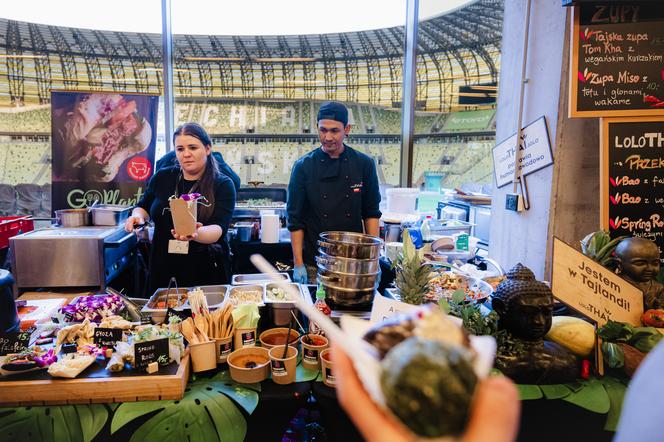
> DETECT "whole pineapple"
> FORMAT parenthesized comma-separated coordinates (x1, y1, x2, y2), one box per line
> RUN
(394, 230, 432, 305)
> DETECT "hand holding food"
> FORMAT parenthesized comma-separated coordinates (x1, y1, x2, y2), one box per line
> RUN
(171, 222, 203, 241)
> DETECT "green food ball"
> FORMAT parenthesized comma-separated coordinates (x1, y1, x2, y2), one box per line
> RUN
(380, 337, 478, 438)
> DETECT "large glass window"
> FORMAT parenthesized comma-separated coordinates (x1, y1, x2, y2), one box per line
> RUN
(412, 0, 502, 224)
(0, 0, 500, 216)
(0, 2, 164, 215)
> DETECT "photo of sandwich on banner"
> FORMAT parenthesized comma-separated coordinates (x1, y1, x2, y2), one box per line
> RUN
(58, 93, 152, 182)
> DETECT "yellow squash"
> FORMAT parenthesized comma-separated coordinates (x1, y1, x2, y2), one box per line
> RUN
(545, 316, 595, 357)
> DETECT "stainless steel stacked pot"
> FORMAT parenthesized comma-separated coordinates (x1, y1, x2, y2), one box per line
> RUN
(316, 231, 383, 307)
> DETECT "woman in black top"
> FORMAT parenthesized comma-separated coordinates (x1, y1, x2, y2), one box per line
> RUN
(125, 123, 236, 295)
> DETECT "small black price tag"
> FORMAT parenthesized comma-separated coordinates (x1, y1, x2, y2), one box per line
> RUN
(0, 328, 32, 356)
(140, 316, 152, 325)
(93, 328, 124, 347)
(61, 343, 78, 354)
(134, 338, 169, 369)
(166, 308, 192, 323)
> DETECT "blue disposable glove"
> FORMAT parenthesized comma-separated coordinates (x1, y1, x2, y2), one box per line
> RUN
(293, 265, 308, 284)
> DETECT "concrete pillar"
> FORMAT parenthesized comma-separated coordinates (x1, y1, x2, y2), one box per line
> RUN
(490, 0, 600, 280)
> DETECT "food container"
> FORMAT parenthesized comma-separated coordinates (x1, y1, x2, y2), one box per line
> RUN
(317, 266, 380, 291)
(141, 288, 189, 324)
(196, 285, 228, 310)
(215, 336, 233, 363)
(318, 282, 376, 307)
(234, 326, 258, 348)
(315, 250, 380, 274)
(228, 347, 270, 383)
(90, 204, 132, 226)
(54, 209, 90, 227)
(231, 273, 290, 285)
(268, 346, 298, 385)
(300, 334, 329, 370)
(189, 340, 217, 372)
(318, 232, 383, 260)
(235, 221, 256, 242)
(265, 283, 300, 327)
(259, 327, 300, 351)
(320, 348, 335, 387)
(227, 285, 265, 307)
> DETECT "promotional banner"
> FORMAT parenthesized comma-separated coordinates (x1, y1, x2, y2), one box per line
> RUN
(51, 91, 159, 211)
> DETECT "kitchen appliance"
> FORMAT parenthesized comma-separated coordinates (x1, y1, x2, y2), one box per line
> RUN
(0, 269, 19, 333)
(233, 187, 287, 222)
(90, 204, 132, 226)
(436, 200, 491, 247)
(10, 226, 137, 293)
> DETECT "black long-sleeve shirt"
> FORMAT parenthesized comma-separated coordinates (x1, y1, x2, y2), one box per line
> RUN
(287, 145, 381, 265)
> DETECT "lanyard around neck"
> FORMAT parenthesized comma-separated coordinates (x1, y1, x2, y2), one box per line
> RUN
(175, 172, 200, 198)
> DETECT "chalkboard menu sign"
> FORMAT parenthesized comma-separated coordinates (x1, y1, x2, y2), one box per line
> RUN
(601, 116, 664, 261)
(570, 4, 664, 117)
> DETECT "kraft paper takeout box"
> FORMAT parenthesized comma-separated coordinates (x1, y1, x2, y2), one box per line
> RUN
(170, 198, 197, 236)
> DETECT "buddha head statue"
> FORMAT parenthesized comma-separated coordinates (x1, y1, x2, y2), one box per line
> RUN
(492, 263, 554, 341)
(615, 237, 661, 283)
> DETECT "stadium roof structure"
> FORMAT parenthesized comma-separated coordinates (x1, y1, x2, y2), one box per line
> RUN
(0, 0, 502, 111)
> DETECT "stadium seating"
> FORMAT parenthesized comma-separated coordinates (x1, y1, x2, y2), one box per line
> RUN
(0, 107, 50, 133)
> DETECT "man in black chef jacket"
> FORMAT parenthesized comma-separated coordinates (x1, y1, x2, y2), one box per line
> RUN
(287, 101, 381, 283)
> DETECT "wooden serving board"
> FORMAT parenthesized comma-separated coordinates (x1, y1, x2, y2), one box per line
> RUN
(0, 351, 190, 406)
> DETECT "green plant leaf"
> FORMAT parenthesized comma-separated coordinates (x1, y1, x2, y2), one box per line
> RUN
(602, 377, 627, 432)
(452, 289, 465, 304)
(438, 298, 451, 314)
(111, 374, 252, 442)
(75, 405, 108, 442)
(516, 384, 543, 400)
(211, 370, 260, 415)
(562, 378, 610, 414)
(0, 404, 104, 442)
(539, 384, 572, 400)
(296, 363, 320, 382)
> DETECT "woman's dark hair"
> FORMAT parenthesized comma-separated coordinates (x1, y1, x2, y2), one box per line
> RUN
(173, 122, 219, 223)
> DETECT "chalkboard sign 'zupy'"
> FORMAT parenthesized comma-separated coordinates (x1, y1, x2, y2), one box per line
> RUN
(570, 4, 664, 117)
(600, 116, 664, 261)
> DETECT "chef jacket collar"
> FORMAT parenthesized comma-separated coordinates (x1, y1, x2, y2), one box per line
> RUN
(316, 145, 349, 179)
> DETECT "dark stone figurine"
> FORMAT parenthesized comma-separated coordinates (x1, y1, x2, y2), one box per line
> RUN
(492, 263, 579, 384)
(615, 237, 664, 311)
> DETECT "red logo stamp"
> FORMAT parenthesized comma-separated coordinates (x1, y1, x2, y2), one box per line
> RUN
(127, 157, 152, 181)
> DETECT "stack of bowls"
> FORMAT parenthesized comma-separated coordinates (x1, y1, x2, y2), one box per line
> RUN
(316, 231, 383, 307)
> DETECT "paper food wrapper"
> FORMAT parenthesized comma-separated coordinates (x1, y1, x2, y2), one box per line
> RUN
(170, 198, 197, 236)
(339, 303, 497, 433)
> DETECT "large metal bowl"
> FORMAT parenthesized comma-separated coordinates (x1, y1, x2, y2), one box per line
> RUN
(315, 249, 381, 274)
(317, 266, 380, 290)
(318, 232, 383, 259)
(317, 280, 376, 306)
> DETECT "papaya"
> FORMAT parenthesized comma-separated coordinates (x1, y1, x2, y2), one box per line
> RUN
(545, 316, 595, 357)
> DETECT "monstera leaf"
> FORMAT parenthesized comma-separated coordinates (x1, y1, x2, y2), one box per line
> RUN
(0, 404, 108, 442)
(111, 370, 260, 442)
(295, 362, 320, 382)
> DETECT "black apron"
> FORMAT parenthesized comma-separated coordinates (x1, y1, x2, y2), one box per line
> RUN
(301, 148, 366, 264)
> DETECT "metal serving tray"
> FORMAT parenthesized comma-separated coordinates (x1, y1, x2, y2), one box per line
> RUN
(195, 285, 229, 310)
(227, 284, 265, 307)
(142, 288, 189, 324)
(231, 272, 290, 285)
